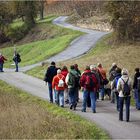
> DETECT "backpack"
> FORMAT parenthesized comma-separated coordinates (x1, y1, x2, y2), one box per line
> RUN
(137, 77, 140, 91)
(85, 72, 94, 89)
(121, 78, 130, 96)
(17, 54, 21, 63)
(109, 70, 116, 81)
(57, 76, 64, 88)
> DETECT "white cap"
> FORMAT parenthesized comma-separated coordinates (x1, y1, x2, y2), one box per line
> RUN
(90, 65, 96, 70)
(57, 69, 61, 74)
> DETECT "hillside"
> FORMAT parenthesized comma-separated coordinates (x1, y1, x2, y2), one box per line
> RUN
(27, 33, 140, 80)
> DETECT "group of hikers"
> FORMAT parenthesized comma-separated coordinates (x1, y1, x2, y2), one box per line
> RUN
(0, 51, 21, 72)
(44, 61, 140, 122)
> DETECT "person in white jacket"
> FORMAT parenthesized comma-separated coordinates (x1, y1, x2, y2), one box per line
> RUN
(117, 68, 132, 122)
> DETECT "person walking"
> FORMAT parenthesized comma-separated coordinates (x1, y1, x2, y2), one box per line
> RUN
(44, 61, 57, 103)
(90, 64, 101, 100)
(109, 63, 118, 103)
(13, 51, 21, 72)
(111, 67, 122, 111)
(61, 66, 69, 104)
(117, 68, 132, 122)
(74, 64, 81, 102)
(65, 65, 79, 110)
(97, 63, 107, 100)
(52, 69, 65, 107)
(133, 68, 140, 110)
(0, 53, 7, 72)
(80, 66, 98, 113)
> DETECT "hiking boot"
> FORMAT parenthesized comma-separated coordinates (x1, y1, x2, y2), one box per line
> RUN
(81, 109, 86, 112)
(70, 104, 73, 110)
(65, 99, 69, 104)
(60, 105, 64, 108)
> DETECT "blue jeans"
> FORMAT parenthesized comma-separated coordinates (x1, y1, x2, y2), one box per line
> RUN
(134, 89, 140, 109)
(56, 90, 64, 106)
(68, 88, 77, 107)
(100, 87, 105, 100)
(119, 96, 131, 121)
(48, 82, 53, 103)
(82, 89, 96, 112)
(0, 63, 4, 72)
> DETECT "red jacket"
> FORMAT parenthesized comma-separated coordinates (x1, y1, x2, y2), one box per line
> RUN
(61, 70, 68, 78)
(80, 70, 98, 91)
(61, 70, 68, 88)
(0, 55, 7, 63)
(52, 74, 65, 91)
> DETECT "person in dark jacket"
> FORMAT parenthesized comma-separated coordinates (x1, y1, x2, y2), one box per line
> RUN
(111, 67, 122, 111)
(80, 66, 98, 113)
(13, 51, 21, 72)
(65, 65, 79, 110)
(109, 63, 118, 103)
(0, 53, 7, 72)
(133, 68, 140, 110)
(44, 61, 57, 103)
(74, 64, 81, 102)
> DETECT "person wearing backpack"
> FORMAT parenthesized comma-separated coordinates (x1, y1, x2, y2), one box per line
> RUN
(0, 53, 7, 72)
(44, 61, 57, 103)
(90, 64, 100, 101)
(61, 66, 69, 104)
(109, 63, 118, 103)
(52, 69, 65, 107)
(133, 68, 140, 110)
(74, 64, 81, 102)
(111, 67, 122, 111)
(80, 66, 98, 113)
(117, 68, 132, 122)
(97, 63, 107, 100)
(13, 51, 21, 72)
(65, 65, 79, 110)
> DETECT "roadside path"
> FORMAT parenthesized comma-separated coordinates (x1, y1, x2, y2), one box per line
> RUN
(1, 16, 140, 139)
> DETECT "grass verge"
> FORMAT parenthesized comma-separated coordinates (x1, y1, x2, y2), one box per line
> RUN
(0, 80, 109, 139)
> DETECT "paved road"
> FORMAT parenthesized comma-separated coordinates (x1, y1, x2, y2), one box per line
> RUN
(1, 16, 140, 139)
(4, 16, 107, 72)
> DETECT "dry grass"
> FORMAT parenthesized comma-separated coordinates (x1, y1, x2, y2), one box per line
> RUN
(58, 37, 140, 79)
(0, 81, 108, 139)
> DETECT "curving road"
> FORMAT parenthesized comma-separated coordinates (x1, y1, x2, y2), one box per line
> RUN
(1, 16, 140, 139)
(4, 16, 107, 72)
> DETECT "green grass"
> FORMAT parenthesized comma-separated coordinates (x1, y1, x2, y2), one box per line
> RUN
(0, 80, 109, 139)
(10, 19, 24, 29)
(1, 16, 83, 68)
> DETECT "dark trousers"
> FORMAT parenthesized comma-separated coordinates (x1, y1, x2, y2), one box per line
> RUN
(119, 96, 131, 121)
(68, 88, 77, 108)
(48, 82, 53, 103)
(0, 63, 4, 72)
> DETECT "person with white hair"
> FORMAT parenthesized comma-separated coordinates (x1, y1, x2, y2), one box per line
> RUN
(117, 68, 132, 122)
(52, 69, 65, 107)
(0, 53, 7, 72)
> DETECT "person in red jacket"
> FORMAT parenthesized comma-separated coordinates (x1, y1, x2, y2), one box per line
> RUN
(0, 53, 7, 72)
(52, 69, 65, 107)
(80, 66, 98, 113)
(61, 66, 69, 104)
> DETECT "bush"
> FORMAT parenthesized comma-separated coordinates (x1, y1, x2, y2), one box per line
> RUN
(6, 23, 30, 42)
